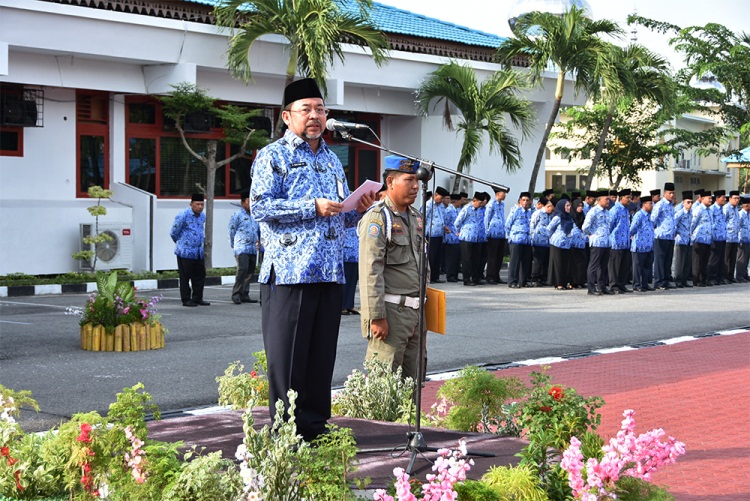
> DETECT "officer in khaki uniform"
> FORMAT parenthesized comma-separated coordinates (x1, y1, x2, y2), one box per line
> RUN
(358, 155, 425, 381)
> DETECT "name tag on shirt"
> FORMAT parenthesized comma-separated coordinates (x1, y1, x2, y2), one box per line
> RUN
(290, 162, 306, 168)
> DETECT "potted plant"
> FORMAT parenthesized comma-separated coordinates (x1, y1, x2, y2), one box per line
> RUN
(69, 271, 165, 352)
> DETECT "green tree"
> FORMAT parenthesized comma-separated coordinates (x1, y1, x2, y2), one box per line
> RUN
(629, 16, 750, 143)
(583, 43, 675, 189)
(72, 185, 114, 272)
(553, 98, 729, 188)
(160, 83, 270, 268)
(415, 61, 535, 193)
(497, 6, 623, 194)
(213, 0, 389, 137)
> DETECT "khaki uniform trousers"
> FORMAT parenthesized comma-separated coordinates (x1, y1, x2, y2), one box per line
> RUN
(362, 301, 421, 381)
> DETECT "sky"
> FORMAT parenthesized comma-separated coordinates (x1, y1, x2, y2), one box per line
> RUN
(375, 0, 749, 71)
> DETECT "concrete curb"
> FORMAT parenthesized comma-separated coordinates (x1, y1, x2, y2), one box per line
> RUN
(0, 275, 237, 298)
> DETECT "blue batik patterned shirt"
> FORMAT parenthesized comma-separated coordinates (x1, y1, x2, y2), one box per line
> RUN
(724, 204, 740, 243)
(504, 205, 532, 245)
(443, 204, 460, 244)
(582, 205, 611, 248)
(709, 203, 728, 242)
(571, 225, 586, 249)
(690, 204, 713, 245)
(739, 208, 750, 244)
(170, 207, 205, 260)
(343, 226, 359, 263)
(228, 208, 260, 256)
(250, 129, 360, 285)
(608, 202, 630, 250)
(454, 204, 484, 242)
(547, 216, 572, 249)
(530, 209, 551, 247)
(630, 209, 655, 252)
(425, 199, 446, 238)
(651, 198, 676, 240)
(673, 205, 692, 246)
(484, 199, 506, 239)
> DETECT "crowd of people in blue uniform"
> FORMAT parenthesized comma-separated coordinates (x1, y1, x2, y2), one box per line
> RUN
(422, 184, 750, 294)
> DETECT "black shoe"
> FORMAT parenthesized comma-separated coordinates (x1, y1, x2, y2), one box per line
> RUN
(464, 282, 475, 286)
(183, 300, 198, 307)
(497, 279, 507, 284)
(232, 296, 242, 305)
(241, 297, 259, 303)
(643, 286, 655, 292)
(619, 287, 632, 293)
(696, 282, 707, 287)
(487, 279, 498, 285)
(474, 280, 486, 285)
(194, 300, 211, 306)
(676, 283, 685, 288)
(684, 283, 693, 288)
(348, 309, 360, 315)
(509, 283, 519, 289)
(588, 290, 602, 296)
(341, 309, 350, 315)
(432, 279, 446, 284)
(447, 278, 458, 283)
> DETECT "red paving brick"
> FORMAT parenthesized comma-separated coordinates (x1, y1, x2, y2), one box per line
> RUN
(421, 332, 750, 501)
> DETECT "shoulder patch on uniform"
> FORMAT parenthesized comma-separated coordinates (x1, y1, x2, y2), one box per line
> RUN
(368, 223, 381, 238)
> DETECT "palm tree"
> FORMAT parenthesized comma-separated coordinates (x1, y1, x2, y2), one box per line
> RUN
(214, 0, 389, 137)
(583, 43, 674, 189)
(497, 6, 623, 194)
(415, 61, 535, 193)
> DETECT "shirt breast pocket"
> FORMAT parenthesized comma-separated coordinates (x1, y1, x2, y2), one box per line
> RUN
(386, 234, 410, 265)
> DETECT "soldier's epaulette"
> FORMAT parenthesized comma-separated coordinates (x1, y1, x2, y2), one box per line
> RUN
(366, 200, 386, 214)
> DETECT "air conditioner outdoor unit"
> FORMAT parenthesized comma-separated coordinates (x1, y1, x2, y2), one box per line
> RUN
(79, 223, 134, 271)
(448, 175, 473, 195)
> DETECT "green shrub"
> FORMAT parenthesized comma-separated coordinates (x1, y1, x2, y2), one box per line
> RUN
(332, 357, 415, 423)
(481, 464, 549, 500)
(427, 365, 526, 433)
(455, 479, 502, 500)
(216, 352, 270, 409)
(162, 450, 242, 501)
(615, 476, 676, 501)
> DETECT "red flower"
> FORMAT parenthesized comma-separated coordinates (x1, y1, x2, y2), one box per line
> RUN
(77, 422, 93, 443)
(250, 371, 257, 378)
(0, 446, 9, 457)
(540, 405, 552, 413)
(548, 386, 564, 401)
(7, 457, 18, 466)
(14, 469, 24, 491)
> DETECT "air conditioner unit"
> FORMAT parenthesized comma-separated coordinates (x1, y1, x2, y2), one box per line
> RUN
(79, 223, 134, 271)
(448, 175, 473, 195)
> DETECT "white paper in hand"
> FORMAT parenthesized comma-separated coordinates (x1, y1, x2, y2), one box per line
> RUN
(342, 180, 382, 212)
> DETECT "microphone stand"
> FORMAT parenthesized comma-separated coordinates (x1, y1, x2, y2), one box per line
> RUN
(335, 127, 503, 474)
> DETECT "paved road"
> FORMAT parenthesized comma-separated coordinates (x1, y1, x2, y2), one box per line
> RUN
(1, 280, 748, 432)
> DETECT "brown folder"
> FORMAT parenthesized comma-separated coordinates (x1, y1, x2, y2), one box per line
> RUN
(425, 287, 446, 334)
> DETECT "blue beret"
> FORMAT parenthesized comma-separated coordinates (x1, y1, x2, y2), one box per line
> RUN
(384, 155, 420, 173)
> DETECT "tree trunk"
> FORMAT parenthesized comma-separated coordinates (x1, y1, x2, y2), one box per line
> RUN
(584, 103, 616, 190)
(613, 173, 623, 190)
(204, 140, 218, 269)
(451, 169, 463, 193)
(273, 49, 300, 139)
(528, 96, 563, 195)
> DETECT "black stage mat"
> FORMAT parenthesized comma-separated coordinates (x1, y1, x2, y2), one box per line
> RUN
(147, 408, 526, 489)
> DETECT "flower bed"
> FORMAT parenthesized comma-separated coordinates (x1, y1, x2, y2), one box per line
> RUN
(68, 271, 166, 353)
(79, 322, 165, 352)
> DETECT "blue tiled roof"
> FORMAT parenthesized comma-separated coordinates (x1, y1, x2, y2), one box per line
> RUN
(188, 0, 505, 48)
(721, 146, 750, 164)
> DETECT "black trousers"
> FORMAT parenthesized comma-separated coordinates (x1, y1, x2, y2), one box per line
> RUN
(736, 243, 750, 281)
(570, 247, 588, 286)
(443, 243, 461, 281)
(692, 242, 711, 285)
(428, 236, 443, 281)
(673, 244, 692, 285)
(548, 245, 570, 287)
(632, 251, 654, 289)
(508, 243, 532, 286)
(232, 253, 257, 301)
(460, 241, 483, 284)
(531, 245, 549, 283)
(707, 240, 726, 282)
(486, 238, 507, 282)
(588, 247, 610, 292)
(724, 242, 739, 281)
(260, 275, 342, 441)
(342, 261, 358, 310)
(177, 256, 206, 303)
(653, 238, 674, 287)
(608, 249, 630, 290)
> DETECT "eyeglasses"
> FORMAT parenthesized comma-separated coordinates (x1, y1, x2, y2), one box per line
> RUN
(289, 107, 328, 117)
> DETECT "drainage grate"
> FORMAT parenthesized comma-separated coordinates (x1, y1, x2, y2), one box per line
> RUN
(629, 341, 666, 349)
(561, 352, 596, 360)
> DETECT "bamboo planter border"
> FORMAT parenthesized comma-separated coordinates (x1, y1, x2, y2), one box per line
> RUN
(80, 322, 165, 352)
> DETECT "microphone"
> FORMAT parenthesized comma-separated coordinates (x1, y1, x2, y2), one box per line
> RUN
(325, 118, 369, 131)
